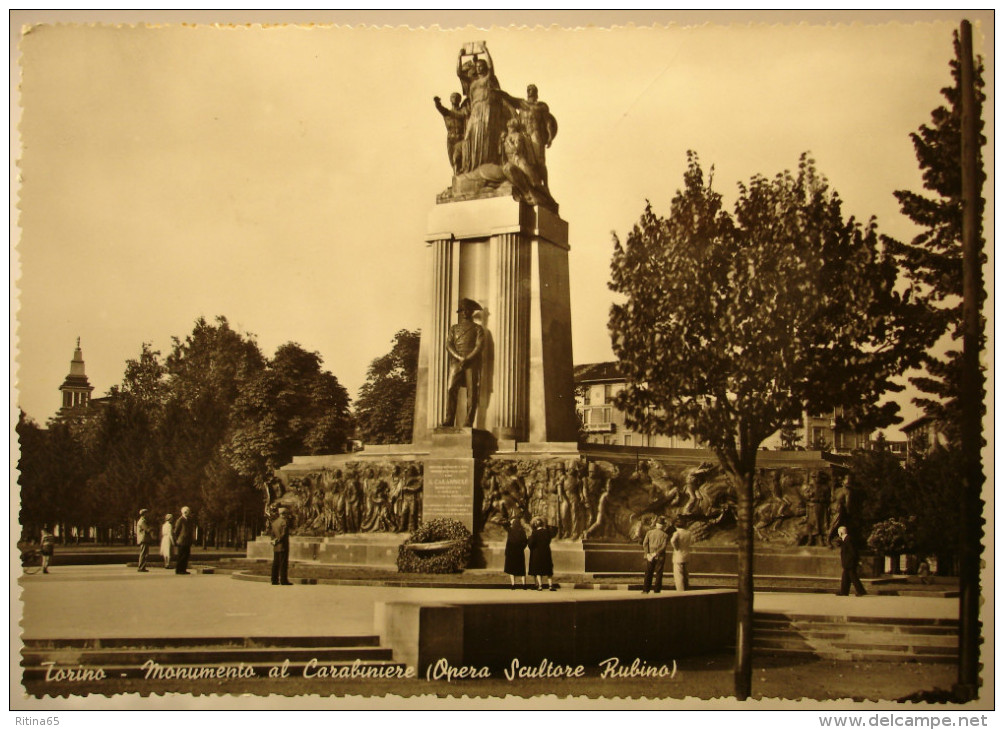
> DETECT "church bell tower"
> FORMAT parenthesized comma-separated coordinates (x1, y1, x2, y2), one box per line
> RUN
(59, 337, 94, 412)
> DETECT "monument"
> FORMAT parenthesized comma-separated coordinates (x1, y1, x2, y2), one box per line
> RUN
(250, 43, 853, 576)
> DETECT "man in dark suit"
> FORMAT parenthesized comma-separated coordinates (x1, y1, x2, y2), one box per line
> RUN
(173, 506, 194, 575)
(136, 509, 154, 572)
(271, 506, 292, 585)
(836, 525, 867, 596)
(641, 518, 669, 594)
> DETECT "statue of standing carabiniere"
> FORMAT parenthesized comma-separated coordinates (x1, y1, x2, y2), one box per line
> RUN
(441, 298, 485, 428)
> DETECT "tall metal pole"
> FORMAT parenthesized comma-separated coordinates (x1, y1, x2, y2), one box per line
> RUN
(956, 19, 984, 702)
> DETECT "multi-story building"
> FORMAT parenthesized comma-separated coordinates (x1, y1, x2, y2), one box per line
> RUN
(901, 414, 946, 459)
(573, 362, 700, 449)
(802, 407, 872, 452)
(574, 361, 871, 453)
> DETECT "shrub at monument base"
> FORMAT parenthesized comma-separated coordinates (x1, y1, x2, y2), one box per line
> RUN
(397, 518, 473, 573)
(867, 516, 917, 556)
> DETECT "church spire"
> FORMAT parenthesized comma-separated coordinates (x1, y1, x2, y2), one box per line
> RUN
(59, 337, 94, 411)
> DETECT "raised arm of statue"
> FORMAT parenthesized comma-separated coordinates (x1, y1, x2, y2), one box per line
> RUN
(481, 45, 494, 77)
(456, 53, 473, 98)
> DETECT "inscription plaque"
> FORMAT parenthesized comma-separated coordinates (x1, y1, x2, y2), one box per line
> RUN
(423, 458, 476, 531)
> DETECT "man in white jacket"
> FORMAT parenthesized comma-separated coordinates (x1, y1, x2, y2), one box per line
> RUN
(670, 518, 694, 592)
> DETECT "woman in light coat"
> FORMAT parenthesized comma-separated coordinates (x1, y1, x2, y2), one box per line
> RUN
(160, 514, 175, 569)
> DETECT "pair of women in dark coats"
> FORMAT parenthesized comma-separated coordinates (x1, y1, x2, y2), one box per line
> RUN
(504, 516, 555, 591)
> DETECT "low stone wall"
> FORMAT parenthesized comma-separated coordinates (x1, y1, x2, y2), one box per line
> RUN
(480, 540, 586, 573)
(585, 544, 881, 578)
(250, 536, 879, 578)
(247, 534, 406, 568)
(376, 589, 737, 674)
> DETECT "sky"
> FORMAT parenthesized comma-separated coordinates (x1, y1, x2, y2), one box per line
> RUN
(13, 12, 994, 438)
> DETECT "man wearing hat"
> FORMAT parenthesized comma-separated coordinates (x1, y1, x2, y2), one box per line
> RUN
(136, 509, 154, 572)
(173, 506, 194, 575)
(836, 525, 867, 596)
(641, 517, 669, 594)
(442, 297, 485, 428)
(271, 506, 292, 586)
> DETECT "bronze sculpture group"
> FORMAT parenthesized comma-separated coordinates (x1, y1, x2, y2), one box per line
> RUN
(274, 463, 423, 536)
(272, 453, 857, 551)
(434, 42, 558, 209)
(481, 458, 604, 541)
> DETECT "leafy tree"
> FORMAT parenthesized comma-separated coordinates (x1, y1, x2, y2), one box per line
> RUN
(18, 316, 356, 547)
(226, 342, 353, 504)
(17, 412, 62, 541)
(778, 418, 802, 450)
(17, 410, 94, 543)
(121, 342, 168, 404)
(158, 317, 266, 538)
(354, 329, 420, 445)
(905, 445, 964, 573)
(78, 391, 163, 533)
(608, 152, 935, 699)
(885, 30, 987, 443)
(848, 446, 909, 529)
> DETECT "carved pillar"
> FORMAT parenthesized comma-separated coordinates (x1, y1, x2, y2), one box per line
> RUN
(428, 237, 458, 429)
(491, 230, 529, 441)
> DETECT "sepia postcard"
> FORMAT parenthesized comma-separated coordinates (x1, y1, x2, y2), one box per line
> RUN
(10, 10, 994, 714)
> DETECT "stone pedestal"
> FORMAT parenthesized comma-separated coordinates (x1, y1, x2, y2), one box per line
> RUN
(413, 197, 578, 447)
(422, 428, 493, 532)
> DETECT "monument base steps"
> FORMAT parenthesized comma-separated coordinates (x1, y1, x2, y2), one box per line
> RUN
(750, 613, 959, 663)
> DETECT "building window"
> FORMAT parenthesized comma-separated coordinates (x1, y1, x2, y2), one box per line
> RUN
(603, 384, 612, 403)
(585, 407, 612, 425)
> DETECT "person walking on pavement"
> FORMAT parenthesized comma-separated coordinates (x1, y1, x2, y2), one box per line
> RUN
(40, 525, 55, 574)
(670, 517, 694, 592)
(503, 516, 528, 590)
(527, 517, 556, 591)
(160, 514, 175, 569)
(136, 509, 155, 572)
(173, 506, 194, 575)
(271, 506, 293, 585)
(642, 518, 669, 594)
(836, 525, 867, 596)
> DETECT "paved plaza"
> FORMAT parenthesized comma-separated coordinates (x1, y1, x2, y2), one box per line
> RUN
(16, 565, 958, 641)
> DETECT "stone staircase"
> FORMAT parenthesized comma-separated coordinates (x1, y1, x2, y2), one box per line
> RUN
(753, 612, 959, 663)
(21, 635, 407, 681)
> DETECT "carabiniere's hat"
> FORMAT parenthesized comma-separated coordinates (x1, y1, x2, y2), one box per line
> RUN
(456, 297, 482, 314)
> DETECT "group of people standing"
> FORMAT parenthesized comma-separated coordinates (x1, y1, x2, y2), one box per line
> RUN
(641, 517, 693, 594)
(503, 516, 558, 591)
(135, 506, 194, 575)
